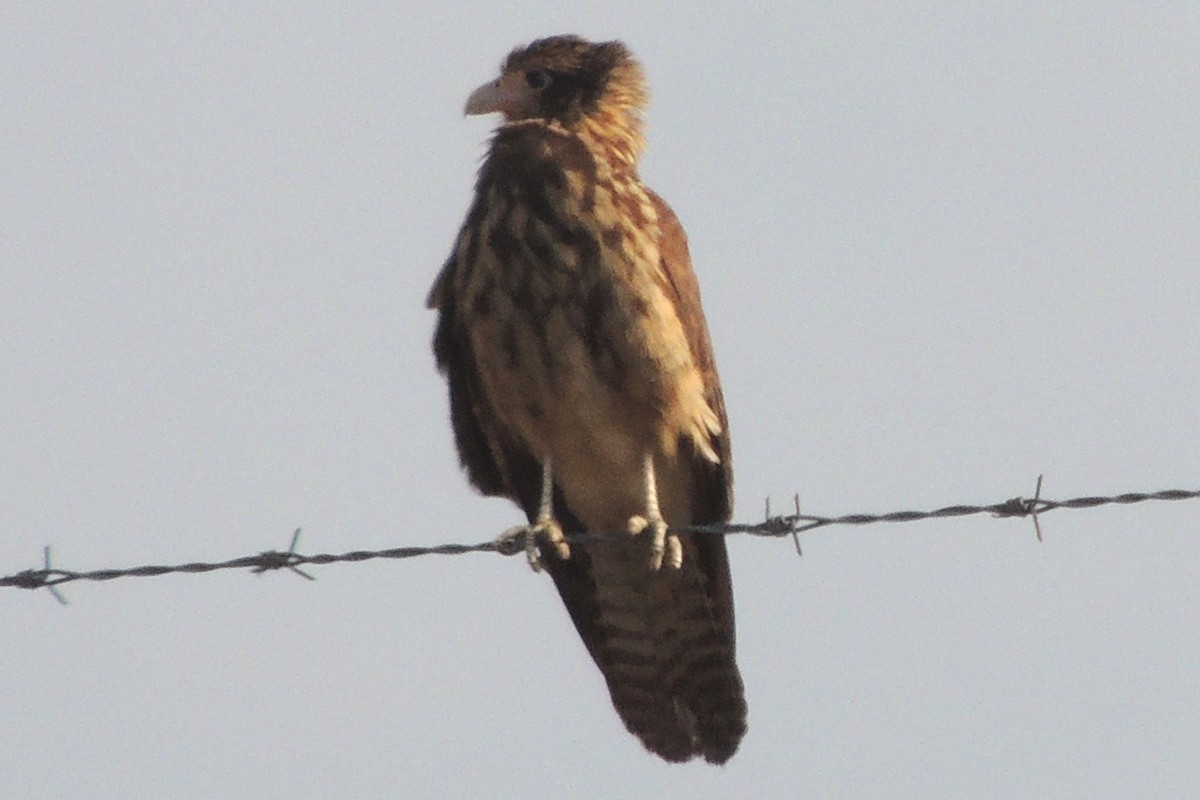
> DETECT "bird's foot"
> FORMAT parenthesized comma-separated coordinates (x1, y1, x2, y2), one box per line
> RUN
(628, 513, 682, 571)
(498, 516, 569, 573)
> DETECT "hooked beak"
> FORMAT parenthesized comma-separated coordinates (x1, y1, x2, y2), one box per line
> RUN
(464, 72, 528, 118)
(465, 80, 503, 115)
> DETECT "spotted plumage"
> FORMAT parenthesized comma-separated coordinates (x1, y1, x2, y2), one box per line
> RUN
(428, 35, 746, 763)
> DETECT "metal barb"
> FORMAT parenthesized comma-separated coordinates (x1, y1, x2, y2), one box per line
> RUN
(251, 529, 315, 581)
(758, 495, 801, 543)
(44, 546, 68, 605)
(1030, 474, 1045, 543)
(285, 528, 316, 581)
(790, 493, 803, 557)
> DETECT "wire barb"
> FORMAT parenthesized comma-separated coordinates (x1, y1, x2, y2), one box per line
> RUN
(251, 529, 316, 581)
(991, 474, 1046, 541)
(2, 478, 1196, 598)
(43, 547, 69, 605)
(7, 546, 70, 604)
(791, 494, 804, 556)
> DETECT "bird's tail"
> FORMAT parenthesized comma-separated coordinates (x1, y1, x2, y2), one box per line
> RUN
(544, 529, 747, 763)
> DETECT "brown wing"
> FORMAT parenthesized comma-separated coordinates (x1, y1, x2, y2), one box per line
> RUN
(648, 190, 733, 522)
(645, 189, 738, 652)
(429, 259, 531, 501)
(427, 137, 561, 513)
(540, 192, 746, 763)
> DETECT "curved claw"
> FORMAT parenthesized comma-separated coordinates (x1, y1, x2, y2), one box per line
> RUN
(498, 518, 569, 573)
(628, 514, 681, 571)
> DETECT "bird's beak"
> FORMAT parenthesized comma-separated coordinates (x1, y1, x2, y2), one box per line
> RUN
(465, 80, 503, 115)
(464, 73, 525, 117)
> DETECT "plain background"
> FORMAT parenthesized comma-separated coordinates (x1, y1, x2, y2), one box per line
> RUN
(3, 4, 1197, 798)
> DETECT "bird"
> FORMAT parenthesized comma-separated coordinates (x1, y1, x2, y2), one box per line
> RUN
(427, 35, 747, 764)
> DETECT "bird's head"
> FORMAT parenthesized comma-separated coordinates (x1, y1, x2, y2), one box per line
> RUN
(465, 35, 647, 131)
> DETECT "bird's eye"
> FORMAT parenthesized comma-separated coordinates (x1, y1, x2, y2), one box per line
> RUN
(525, 70, 550, 89)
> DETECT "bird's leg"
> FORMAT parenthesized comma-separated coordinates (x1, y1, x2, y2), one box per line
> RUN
(627, 452, 681, 570)
(497, 457, 569, 572)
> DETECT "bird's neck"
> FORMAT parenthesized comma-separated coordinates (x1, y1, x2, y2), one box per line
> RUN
(577, 108, 646, 175)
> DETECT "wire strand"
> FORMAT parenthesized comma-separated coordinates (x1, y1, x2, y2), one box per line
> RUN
(4, 478, 1197, 601)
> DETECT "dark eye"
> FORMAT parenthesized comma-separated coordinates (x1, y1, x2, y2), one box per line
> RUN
(525, 70, 550, 89)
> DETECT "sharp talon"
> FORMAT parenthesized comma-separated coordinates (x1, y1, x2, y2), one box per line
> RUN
(546, 519, 570, 561)
(496, 525, 540, 570)
(665, 533, 682, 570)
(497, 518, 568, 573)
(527, 533, 545, 573)
(628, 513, 678, 570)
(529, 517, 569, 571)
(629, 451, 680, 571)
(497, 458, 569, 572)
(647, 519, 669, 571)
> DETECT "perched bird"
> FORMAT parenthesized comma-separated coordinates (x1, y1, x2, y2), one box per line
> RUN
(428, 35, 747, 764)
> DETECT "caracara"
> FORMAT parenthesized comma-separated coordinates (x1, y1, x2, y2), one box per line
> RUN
(428, 35, 747, 763)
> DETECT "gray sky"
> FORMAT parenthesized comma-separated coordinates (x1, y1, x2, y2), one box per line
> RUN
(3, 4, 1198, 798)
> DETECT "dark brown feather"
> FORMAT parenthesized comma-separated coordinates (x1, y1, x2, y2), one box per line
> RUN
(429, 35, 746, 764)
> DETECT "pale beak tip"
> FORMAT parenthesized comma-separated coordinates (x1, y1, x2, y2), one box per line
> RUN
(464, 81, 501, 116)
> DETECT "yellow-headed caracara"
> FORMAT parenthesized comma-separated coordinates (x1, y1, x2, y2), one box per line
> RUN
(428, 35, 747, 763)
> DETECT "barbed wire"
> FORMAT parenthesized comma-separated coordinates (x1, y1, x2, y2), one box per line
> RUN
(3, 477, 1196, 603)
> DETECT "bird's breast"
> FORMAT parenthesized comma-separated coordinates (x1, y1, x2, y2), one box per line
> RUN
(453, 159, 716, 523)
(463, 193, 653, 431)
